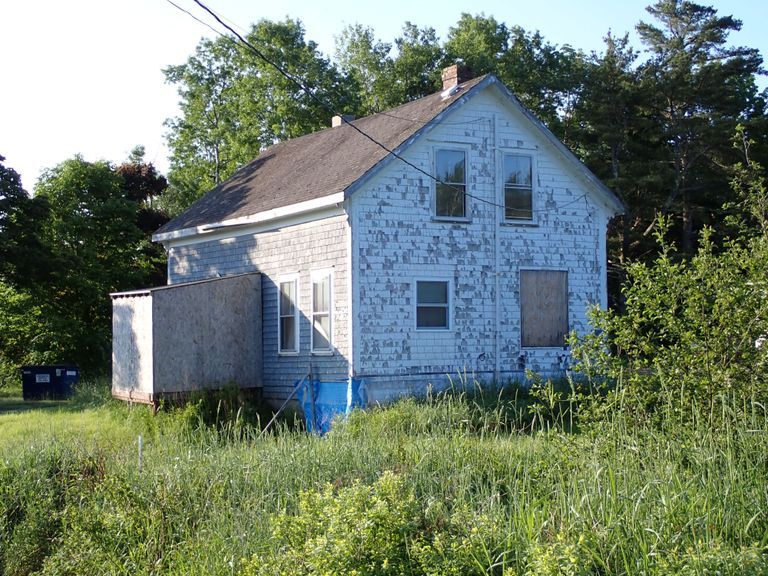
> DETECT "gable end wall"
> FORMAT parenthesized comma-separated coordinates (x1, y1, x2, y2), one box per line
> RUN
(349, 88, 612, 402)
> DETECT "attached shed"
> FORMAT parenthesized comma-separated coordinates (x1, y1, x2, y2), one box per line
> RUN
(111, 273, 262, 404)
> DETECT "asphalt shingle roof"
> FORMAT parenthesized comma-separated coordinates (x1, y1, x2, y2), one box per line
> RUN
(156, 75, 487, 235)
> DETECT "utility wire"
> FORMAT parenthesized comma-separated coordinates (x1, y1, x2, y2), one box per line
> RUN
(166, 0, 590, 218)
(164, 0, 229, 39)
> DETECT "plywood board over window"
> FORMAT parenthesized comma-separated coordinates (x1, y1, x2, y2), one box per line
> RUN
(520, 270, 568, 347)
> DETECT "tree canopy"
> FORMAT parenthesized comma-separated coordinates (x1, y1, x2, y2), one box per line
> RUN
(0, 153, 168, 379)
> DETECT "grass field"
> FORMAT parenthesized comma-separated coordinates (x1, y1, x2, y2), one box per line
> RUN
(1, 380, 767, 575)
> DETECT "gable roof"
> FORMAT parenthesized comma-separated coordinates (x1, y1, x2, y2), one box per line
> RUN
(155, 75, 623, 241)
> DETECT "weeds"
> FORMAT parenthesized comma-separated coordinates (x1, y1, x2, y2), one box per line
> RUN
(1, 380, 767, 574)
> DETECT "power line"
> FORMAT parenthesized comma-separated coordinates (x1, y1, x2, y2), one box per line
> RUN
(165, 0, 589, 218)
(164, 0, 228, 39)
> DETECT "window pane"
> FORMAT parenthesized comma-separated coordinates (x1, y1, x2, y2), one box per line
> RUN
(417, 306, 448, 328)
(280, 316, 295, 351)
(436, 149, 465, 183)
(417, 281, 448, 304)
(504, 155, 531, 187)
(279, 281, 295, 316)
(313, 276, 330, 313)
(505, 188, 532, 220)
(313, 314, 330, 350)
(436, 183, 465, 218)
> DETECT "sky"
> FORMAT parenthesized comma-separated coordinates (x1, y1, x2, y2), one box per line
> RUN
(1, 0, 766, 191)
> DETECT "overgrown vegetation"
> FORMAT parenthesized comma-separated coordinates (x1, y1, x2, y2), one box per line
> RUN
(571, 133, 768, 425)
(1, 378, 767, 575)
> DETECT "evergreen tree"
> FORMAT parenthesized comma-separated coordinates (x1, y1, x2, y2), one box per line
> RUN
(636, 0, 763, 252)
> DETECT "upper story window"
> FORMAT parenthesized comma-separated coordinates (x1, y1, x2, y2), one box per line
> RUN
(416, 280, 450, 330)
(278, 276, 299, 354)
(311, 270, 333, 353)
(435, 149, 466, 219)
(503, 154, 533, 221)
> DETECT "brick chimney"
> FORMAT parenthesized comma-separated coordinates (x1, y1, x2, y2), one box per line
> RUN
(441, 64, 473, 90)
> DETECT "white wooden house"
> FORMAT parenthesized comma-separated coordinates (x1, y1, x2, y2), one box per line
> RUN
(144, 66, 623, 406)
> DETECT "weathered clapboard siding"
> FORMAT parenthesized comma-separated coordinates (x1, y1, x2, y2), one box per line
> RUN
(349, 88, 610, 403)
(166, 215, 350, 402)
(152, 75, 620, 408)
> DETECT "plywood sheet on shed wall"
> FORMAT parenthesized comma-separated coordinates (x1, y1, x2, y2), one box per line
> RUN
(151, 273, 261, 393)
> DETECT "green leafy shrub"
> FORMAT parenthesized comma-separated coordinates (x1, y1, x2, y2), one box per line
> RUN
(241, 471, 420, 575)
(240, 472, 513, 576)
(571, 216, 768, 422)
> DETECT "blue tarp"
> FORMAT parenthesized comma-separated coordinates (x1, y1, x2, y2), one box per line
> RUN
(297, 378, 366, 434)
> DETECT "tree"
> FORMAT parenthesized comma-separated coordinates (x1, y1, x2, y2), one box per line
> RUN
(572, 33, 664, 266)
(0, 155, 52, 289)
(636, 0, 764, 252)
(163, 18, 359, 216)
(335, 22, 443, 115)
(443, 15, 590, 134)
(444, 13, 509, 76)
(163, 37, 244, 215)
(335, 24, 392, 115)
(390, 23, 443, 103)
(31, 157, 151, 370)
(115, 146, 170, 286)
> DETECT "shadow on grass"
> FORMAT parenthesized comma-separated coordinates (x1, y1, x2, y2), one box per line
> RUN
(0, 395, 71, 415)
(0, 380, 114, 415)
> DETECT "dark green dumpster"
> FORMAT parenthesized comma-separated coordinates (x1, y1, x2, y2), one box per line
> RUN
(21, 365, 79, 400)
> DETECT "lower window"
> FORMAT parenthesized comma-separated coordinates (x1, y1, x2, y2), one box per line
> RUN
(520, 270, 568, 347)
(278, 277, 298, 353)
(416, 280, 449, 329)
(311, 271, 332, 352)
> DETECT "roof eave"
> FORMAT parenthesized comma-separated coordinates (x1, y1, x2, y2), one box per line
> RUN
(152, 191, 346, 245)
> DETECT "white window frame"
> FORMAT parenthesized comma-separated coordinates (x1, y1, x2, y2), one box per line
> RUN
(278, 273, 299, 355)
(433, 147, 469, 221)
(311, 269, 333, 354)
(501, 151, 537, 224)
(415, 279, 451, 331)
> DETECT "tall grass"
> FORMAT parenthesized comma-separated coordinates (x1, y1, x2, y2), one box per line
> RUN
(1, 381, 767, 575)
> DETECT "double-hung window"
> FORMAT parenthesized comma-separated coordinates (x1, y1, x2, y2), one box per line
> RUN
(416, 280, 450, 330)
(503, 154, 533, 221)
(278, 276, 299, 354)
(435, 149, 466, 219)
(311, 270, 333, 353)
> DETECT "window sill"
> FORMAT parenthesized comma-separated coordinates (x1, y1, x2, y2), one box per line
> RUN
(432, 216, 470, 224)
(501, 219, 537, 227)
(278, 351, 299, 357)
(311, 350, 334, 356)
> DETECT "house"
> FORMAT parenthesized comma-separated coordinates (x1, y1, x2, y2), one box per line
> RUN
(135, 65, 623, 406)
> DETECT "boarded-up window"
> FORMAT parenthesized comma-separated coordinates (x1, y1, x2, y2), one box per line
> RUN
(520, 270, 568, 347)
